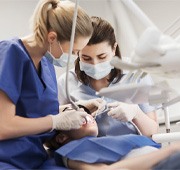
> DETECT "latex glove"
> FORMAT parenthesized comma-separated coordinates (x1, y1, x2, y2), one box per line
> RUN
(76, 98, 106, 117)
(59, 104, 72, 112)
(107, 102, 141, 122)
(50, 109, 87, 131)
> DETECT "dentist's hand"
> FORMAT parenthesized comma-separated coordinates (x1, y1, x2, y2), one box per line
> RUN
(107, 102, 141, 122)
(76, 98, 106, 117)
(50, 109, 87, 131)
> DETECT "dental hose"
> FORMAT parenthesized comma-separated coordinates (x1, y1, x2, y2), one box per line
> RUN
(65, 0, 79, 110)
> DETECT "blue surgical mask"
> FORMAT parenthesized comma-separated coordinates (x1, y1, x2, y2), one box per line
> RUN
(45, 42, 77, 67)
(79, 60, 114, 80)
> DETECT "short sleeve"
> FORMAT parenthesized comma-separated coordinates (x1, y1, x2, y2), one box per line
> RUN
(0, 40, 24, 104)
(57, 73, 69, 105)
(57, 69, 79, 105)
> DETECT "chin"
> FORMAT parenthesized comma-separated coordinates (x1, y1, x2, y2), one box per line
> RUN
(84, 127, 98, 137)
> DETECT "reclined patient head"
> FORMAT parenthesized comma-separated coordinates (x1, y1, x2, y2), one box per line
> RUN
(45, 114, 98, 149)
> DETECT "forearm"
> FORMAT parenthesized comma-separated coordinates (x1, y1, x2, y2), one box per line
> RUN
(133, 111, 159, 137)
(109, 145, 175, 170)
(0, 115, 52, 140)
(0, 90, 53, 140)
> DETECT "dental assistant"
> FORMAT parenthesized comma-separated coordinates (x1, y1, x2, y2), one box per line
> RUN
(0, 0, 94, 169)
(58, 16, 159, 137)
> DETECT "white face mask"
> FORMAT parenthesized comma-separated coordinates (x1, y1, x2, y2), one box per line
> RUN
(45, 42, 77, 67)
(79, 60, 114, 80)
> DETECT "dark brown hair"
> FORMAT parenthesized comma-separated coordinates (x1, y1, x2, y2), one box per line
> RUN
(45, 131, 71, 150)
(75, 16, 122, 85)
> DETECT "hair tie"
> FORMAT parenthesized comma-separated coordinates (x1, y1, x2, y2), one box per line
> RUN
(51, 1, 58, 9)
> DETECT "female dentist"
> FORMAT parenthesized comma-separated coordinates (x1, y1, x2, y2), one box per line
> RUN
(58, 16, 159, 137)
(0, 0, 102, 169)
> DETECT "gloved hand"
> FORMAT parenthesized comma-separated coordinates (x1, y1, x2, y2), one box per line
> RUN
(59, 103, 72, 112)
(107, 102, 141, 122)
(50, 109, 87, 131)
(76, 98, 106, 117)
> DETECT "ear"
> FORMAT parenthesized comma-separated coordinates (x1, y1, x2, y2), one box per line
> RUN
(47, 31, 58, 44)
(55, 133, 69, 144)
(112, 42, 118, 55)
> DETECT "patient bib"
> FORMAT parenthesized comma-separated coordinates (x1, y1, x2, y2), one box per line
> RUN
(55, 134, 161, 165)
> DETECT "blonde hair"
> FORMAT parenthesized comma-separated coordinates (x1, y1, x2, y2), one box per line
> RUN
(30, 0, 93, 47)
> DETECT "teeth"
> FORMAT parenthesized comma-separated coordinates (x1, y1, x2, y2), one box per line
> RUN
(85, 116, 94, 124)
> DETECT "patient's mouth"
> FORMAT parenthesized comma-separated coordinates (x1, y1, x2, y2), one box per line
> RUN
(83, 115, 95, 125)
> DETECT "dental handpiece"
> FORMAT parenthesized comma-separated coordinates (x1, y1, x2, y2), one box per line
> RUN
(94, 105, 115, 119)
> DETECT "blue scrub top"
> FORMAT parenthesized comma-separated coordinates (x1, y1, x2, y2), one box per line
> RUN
(58, 69, 156, 136)
(0, 38, 59, 169)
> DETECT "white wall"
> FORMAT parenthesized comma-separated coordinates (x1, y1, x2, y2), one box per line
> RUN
(1, 0, 180, 124)
(0, 0, 38, 40)
(1, 0, 180, 39)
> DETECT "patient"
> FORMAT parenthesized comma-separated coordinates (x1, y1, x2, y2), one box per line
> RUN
(45, 114, 180, 170)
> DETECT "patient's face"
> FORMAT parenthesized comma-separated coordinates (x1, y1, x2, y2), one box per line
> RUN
(67, 114, 98, 140)
(55, 114, 98, 146)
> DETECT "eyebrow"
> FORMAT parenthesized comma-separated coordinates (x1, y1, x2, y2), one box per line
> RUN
(82, 53, 107, 58)
(97, 53, 106, 57)
(82, 54, 91, 58)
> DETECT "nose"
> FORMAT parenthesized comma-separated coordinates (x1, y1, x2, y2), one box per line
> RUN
(91, 59, 99, 65)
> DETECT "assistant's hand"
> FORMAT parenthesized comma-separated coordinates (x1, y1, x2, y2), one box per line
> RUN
(50, 109, 87, 131)
(107, 102, 141, 122)
(76, 98, 106, 117)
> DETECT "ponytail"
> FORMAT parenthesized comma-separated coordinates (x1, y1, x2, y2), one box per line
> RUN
(30, 0, 92, 47)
